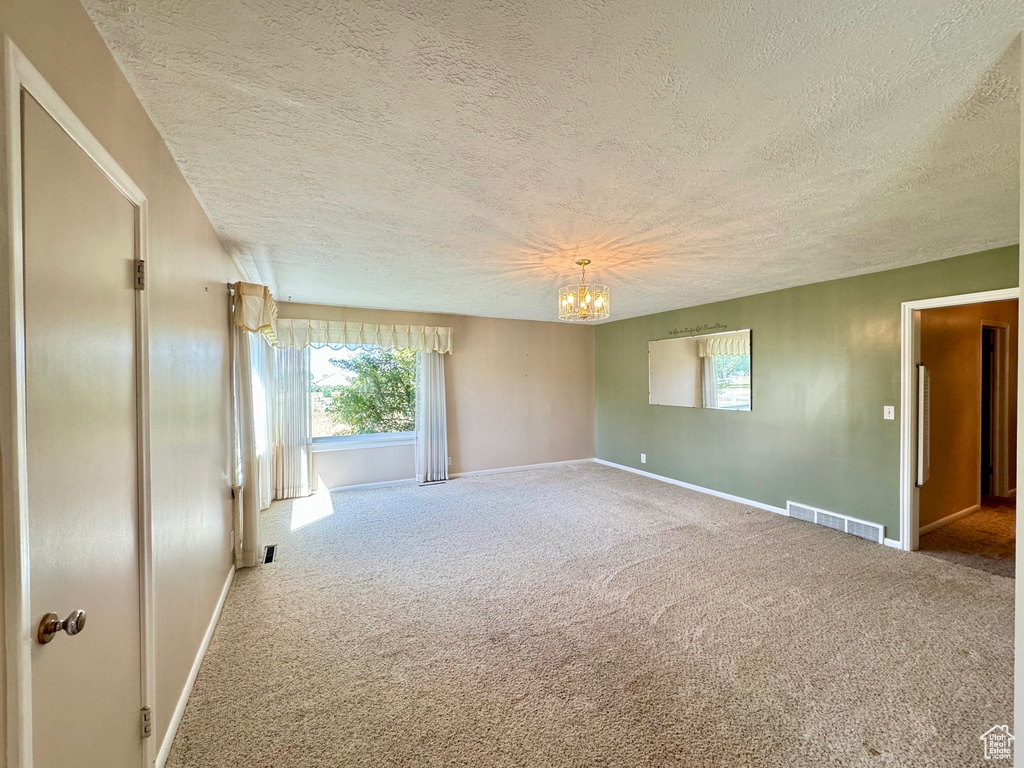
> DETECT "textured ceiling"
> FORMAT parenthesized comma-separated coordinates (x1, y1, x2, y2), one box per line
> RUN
(82, 0, 1021, 322)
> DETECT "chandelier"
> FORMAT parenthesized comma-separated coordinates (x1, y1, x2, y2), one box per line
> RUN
(558, 259, 610, 322)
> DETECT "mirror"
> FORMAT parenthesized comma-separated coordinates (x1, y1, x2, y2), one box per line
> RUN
(649, 329, 751, 410)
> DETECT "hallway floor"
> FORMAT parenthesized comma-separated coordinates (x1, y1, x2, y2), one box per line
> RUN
(918, 497, 1015, 578)
(167, 465, 1012, 767)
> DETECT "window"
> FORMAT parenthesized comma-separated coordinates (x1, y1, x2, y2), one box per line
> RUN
(711, 354, 751, 410)
(309, 346, 416, 439)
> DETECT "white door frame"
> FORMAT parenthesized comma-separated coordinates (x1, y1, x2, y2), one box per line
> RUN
(899, 287, 1020, 551)
(0, 39, 156, 768)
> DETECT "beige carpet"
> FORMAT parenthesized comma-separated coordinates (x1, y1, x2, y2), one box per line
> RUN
(918, 497, 1015, 578)
(166, 464, 1013, 767)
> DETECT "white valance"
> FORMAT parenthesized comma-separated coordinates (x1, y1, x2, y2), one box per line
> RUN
(276, 318, 453, 354)
(697, 331, 750, 357)
(232, 282, 278, 345)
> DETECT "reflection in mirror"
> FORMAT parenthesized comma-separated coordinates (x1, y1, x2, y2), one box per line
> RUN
(649, 330, 751, 410)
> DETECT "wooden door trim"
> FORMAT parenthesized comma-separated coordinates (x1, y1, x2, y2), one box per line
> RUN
(0, 39, 156, 768)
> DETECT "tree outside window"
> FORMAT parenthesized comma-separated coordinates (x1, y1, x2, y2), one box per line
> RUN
(712, 353, 751, 409)
(310, 346, 416, 437)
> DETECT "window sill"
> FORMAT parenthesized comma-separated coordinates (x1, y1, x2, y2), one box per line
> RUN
(311, 433, 416, 452)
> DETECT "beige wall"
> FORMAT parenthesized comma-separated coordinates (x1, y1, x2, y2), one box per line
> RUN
(314, 444, 415, 488)
(919, 299, 1018, 528)
(0, 0, 239, 755)
(649, 337, 701, 407)
(279, 303, 596, 484)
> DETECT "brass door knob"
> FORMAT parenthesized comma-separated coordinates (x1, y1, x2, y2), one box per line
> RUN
(37, 610, 86, 645)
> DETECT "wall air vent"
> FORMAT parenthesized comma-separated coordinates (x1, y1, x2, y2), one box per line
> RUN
(846, 520, 883, 543)
(788, 503, 816, 523)
(815, 512, 846, 532)
(786, 502, 884, 545)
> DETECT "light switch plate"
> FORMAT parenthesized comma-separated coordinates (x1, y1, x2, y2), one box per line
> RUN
(883, 406, 895, 420)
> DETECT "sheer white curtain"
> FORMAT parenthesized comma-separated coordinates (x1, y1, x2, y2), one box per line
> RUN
(701, 357, 719, 409)
(273, 346, 315, 499)
(416, 351, 449, 484)
(252, 334, 274, 511)
(696, 331, 748, 409)
(232, 327, 274, 568)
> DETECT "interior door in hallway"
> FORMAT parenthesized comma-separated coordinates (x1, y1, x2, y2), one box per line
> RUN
(22, 92, 144, 767)
(982, 327, 994, 494)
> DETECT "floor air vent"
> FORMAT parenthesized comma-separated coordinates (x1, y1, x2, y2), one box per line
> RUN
(262, 544, 277, 564)
(786, 502, 884, 545)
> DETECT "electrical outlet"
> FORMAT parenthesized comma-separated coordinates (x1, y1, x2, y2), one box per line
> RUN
(640, 453, 647, 464)
(883, 406, 895, 420)
(447, 456, 452, 466)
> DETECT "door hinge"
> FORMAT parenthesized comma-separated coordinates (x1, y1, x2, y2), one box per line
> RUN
(134, 260, 146, 290)
(141, 705, 153, 739)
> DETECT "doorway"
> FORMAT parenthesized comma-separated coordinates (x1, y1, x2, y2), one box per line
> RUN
(899, 290, 1018, 576)
(2, 43, 155, 767)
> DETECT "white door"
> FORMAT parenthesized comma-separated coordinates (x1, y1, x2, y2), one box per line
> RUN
(22, 91, 144, 766)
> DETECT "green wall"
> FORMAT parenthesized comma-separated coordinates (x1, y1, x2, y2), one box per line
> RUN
(595, 246, 1019, 540)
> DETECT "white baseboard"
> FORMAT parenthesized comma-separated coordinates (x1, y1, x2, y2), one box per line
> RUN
(157, 564, 235, 768)
(918, 503, 981, 535)
(450, 459, 594, 479)
(325, 460, 593, 491)
(327, 478, 416, 492)
(597, 460, 906, 548)
(594, 459, 788, 516)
